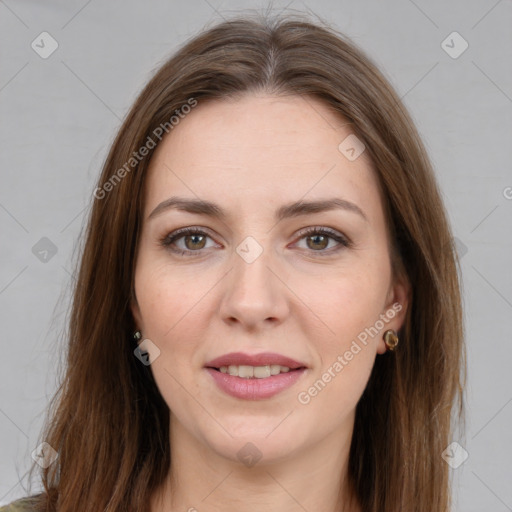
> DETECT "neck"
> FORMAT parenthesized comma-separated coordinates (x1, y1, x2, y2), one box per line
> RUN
(151, 413, 361, 512)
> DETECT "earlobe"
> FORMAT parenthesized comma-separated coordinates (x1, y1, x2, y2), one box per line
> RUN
(377, 273, 410, 354)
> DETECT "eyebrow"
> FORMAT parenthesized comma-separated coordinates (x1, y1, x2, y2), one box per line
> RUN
(147, 196, 368, 223)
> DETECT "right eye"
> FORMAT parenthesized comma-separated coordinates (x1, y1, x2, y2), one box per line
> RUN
(159, 227, 219, 256)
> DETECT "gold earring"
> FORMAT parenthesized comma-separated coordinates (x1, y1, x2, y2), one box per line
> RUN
(383, 329, 399, 351)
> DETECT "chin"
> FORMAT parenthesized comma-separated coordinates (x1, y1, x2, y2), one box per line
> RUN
(216, 436, 300, 467)
(196, 416, 309, 466)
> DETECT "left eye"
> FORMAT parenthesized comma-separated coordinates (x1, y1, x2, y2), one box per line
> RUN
(295, 227, 350, 253)
(160, 227, 350, 256)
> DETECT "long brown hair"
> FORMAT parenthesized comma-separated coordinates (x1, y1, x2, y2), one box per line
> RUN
(23, 12, 465, 512)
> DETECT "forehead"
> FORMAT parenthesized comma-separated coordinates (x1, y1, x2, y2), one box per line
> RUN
(144, 93, 382, 221)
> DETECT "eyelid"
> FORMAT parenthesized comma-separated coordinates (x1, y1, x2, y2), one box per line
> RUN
(294, 225, 349, 242)
(160, 226, 221, 252)
(160, 225, 351, 256)
(292, 226, 352, 252)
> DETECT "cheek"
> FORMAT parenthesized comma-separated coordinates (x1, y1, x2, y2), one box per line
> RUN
(302, 265, 389, 347)
(295, 264, 389, 412)
(296, 279, 380, 416)
(133, 262, 207, 411)
(134, 256, 214, 339)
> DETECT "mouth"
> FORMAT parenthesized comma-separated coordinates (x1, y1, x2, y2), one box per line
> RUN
(205, 351, 307, 373)
(204, 352, 308, 400)
(206, 364, 306, 379)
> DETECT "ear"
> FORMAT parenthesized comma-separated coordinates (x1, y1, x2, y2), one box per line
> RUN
(376, 271, 411, 355)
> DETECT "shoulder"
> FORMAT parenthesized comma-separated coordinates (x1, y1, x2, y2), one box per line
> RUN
(0, 494, 42, 512)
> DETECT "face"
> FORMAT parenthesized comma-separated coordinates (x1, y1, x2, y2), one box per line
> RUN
(131, 93, 409, 465)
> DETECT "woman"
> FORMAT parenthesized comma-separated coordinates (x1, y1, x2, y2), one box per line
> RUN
(2, 12, 465, 512)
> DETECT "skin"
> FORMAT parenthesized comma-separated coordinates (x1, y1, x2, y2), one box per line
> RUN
(130, 93, 410, 512)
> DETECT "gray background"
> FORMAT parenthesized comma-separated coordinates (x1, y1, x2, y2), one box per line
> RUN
(1, 0, 511, 510)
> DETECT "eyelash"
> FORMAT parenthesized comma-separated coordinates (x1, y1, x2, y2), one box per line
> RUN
(159, 226, 352, 257)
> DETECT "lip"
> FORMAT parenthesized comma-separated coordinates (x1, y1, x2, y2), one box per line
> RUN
(205, 367, 307, 400)
(205, 352, 307, 370)
(204, 351, 308, 400)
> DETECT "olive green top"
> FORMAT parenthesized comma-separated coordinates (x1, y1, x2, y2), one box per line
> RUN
(0, 495, 40, 511)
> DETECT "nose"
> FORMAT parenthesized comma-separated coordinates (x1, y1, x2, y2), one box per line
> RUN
(218, 240, 290, 331)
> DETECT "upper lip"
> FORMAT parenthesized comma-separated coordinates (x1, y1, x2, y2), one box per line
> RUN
(205, 352, 307, 370)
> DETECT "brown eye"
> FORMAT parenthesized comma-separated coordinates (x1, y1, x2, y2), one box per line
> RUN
(295, 227, 351, 255)
(160, 228, 217, 256)
(183, 233, 207, 250)
(306, 233, 329, 250)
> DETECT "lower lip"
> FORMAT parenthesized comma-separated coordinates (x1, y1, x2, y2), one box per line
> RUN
(205, 367, 307, 400)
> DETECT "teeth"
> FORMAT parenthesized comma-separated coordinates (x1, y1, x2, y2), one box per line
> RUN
(218, 364, 292, 378)
(270, 364, 281, 375)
